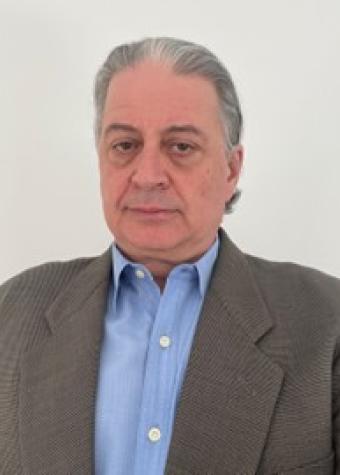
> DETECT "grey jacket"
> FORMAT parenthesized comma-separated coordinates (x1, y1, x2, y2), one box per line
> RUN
(0, 230, 339, 474)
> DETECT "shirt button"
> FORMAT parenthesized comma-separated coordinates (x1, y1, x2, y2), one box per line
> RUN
(135, 269, 145, 279)
(148, 427, 161, 442)
(159, 335, 171, 348)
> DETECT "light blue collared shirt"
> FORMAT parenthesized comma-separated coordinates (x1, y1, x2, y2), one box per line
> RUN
(95, 238, 219, 474)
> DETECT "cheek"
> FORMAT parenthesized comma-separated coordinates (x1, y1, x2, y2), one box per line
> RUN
(100, 168, 129, 210)
(100, 174, 115, 205)
(198, 169, 212, 200)
(198, 165, 228, 203)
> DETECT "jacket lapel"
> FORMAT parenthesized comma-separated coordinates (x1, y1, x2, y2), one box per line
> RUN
(19, 250, 112, 474)
(165, 231, 284, 475)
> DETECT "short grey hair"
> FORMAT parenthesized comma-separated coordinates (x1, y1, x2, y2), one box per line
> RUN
(94, 37, 243, 213)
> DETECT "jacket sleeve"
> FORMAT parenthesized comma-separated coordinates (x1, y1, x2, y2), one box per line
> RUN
(333, 335, 340, 473)
(0, 276, 25, 474)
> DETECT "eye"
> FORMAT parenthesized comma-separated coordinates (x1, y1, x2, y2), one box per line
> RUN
(111, 140, 138, 153)
(168, 141, 195, 155)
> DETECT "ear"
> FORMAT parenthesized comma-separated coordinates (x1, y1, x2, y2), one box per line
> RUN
(226, 144, 244, 185)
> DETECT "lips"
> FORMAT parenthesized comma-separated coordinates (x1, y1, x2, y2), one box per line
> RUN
(130, 207, 174, 213)
(127, 206, 177, 221)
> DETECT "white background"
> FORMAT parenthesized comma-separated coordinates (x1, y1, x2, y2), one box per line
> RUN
(0, 0, 339, 284)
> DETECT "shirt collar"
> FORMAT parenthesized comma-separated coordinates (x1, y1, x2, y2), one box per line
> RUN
(111, 236, 219, 297)
(112, 244, 133, 291)
(194, 236, 219, 296)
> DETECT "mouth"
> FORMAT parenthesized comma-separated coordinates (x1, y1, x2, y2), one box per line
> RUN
(127, 207, 177, 221)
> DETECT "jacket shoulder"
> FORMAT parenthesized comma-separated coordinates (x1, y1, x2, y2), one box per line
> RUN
(246, 254, 340, 319)
(0, 256, 96, 309)
(0, 254, 108, 356)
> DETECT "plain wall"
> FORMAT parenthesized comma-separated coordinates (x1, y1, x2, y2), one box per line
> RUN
(0, 0, 339, 284)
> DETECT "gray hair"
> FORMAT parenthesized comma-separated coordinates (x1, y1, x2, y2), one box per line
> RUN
(94, 37, 243, 213)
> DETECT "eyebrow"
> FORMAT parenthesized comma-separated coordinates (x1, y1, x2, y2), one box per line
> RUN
(161, 124, 207, 139)
(103, 123, 138, 137)
(103, 122, 207, 140)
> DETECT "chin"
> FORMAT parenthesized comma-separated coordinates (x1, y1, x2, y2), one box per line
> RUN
(130, 234, 182, 252)
(115, 226, 187, 256)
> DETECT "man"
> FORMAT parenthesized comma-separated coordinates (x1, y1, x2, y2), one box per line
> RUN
(0, 37, 339, 475)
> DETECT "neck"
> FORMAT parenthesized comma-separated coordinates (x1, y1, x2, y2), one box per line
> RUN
(115, 235, 218, 290)
(154, 275, 167, 292)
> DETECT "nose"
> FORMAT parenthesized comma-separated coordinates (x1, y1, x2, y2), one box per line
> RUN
(130, 145, 170, 190)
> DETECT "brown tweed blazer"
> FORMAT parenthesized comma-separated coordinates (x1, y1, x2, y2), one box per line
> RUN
(1, 230, 339, 474)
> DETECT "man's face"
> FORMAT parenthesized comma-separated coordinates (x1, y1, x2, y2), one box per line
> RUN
(98, 60, 243, 264)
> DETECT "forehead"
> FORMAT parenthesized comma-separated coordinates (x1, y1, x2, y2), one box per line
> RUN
(102, 60, 222, 130)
